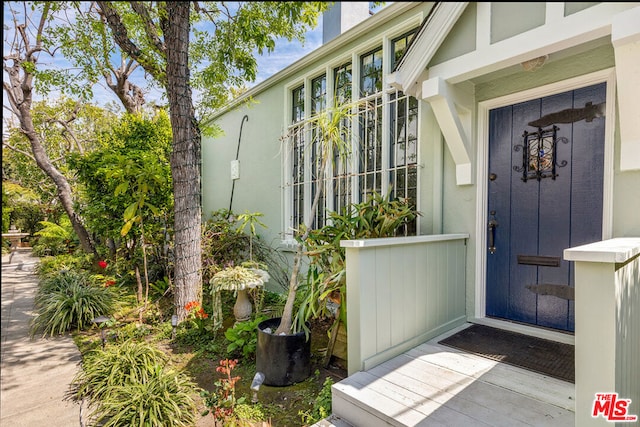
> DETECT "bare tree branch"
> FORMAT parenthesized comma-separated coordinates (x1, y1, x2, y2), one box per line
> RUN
(2, 141, 37, 161)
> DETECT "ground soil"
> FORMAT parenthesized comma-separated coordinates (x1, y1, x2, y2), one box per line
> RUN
(175, 316, 347, 427)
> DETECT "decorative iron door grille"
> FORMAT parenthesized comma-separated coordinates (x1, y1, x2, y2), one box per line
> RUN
(514, 125, 568, 182)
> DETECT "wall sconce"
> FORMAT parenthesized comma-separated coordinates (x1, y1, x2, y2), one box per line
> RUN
(521, 55, 548, 72)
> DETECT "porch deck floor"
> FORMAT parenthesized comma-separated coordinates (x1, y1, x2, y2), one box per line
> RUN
(331, 324, 575, 427)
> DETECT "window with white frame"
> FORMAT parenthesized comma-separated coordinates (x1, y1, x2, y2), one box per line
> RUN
(284, 28, 418, 239)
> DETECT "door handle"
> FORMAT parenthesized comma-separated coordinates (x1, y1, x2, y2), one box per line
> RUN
(488, 211, 498, 254)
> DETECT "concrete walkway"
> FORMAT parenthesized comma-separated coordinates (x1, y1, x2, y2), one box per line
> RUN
(1, 249, 82, 427)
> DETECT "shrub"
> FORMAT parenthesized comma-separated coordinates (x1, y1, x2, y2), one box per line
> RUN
(31, 270, 116, 337)
(32, 217, 78, 256)
(224, 316, 266, 360)
(72, 340, 196, 426)
(35, 253, 94, 278)
(90, 365, 196, 427)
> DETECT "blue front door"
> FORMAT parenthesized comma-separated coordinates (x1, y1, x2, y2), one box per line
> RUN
(486, 82, 606, 332)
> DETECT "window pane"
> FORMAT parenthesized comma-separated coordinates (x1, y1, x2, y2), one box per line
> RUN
(360, 47, 382, 98)
(391, 29, 417, 70)
(291, 125, 305, 230)
(311, 75, 326, 115)
(334, 62, 352, 104)
(292, 85, 304, 123)
(388, 88, 418, 235)
(358, 97, 383, 201)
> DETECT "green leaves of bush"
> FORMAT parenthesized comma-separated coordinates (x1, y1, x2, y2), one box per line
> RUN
(224, 317, 265, 360)
(72, 340, 196, 427)
(31, 270, 115, 337)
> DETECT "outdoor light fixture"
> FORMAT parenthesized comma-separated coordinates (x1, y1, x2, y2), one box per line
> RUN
(92, 315, 111, 348)
(171, 314, 178, 340)
(521, 55, 548, 72)
(250, 372, 265, 403)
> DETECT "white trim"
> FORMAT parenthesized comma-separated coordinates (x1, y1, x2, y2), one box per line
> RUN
(341, 233, 469, 249)
(545, 2, 565, 25)
(429, 2, 634, 84)
(612, 6, 640, 171)
(470, 317, 575, 345)
(474, 68, 617, 325)
(564, 237, 640, 264)
(475, 2, 491, 50)
(422, 77, 473, 185)
(392, 2, 468, 97)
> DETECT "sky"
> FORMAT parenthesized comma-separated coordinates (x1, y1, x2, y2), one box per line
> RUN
(3, 2, 386, 121)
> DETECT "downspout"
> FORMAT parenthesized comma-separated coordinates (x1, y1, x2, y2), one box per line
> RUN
(228, 115, 248, 217)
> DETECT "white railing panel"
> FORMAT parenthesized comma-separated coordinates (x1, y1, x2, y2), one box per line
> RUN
(343, 234, 469, 375)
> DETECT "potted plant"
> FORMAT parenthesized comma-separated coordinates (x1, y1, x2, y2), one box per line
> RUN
(294, 190, 418, 366)
(256, 101, 355, 386)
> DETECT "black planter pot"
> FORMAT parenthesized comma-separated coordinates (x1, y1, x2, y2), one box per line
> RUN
(256, 317, 311, 386)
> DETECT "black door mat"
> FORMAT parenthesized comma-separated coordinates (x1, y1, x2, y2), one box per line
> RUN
(438, 324, 574, 383)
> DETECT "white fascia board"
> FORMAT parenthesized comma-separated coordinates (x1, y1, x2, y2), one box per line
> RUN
(428, 2, 636, 84)
(612, 6, 640, 171)
(394, 2, 469, 94)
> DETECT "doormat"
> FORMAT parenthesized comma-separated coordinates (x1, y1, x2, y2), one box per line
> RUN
(439, 324, 574, 383)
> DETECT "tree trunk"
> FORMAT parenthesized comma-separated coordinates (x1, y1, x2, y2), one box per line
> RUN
(16, 90, 96, 257)
(3, 7, 97, 258)
(163, 2, 202, 322)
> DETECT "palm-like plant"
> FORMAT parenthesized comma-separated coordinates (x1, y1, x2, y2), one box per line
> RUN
(31, 270, 115, 337)
(275, 100, 356, 335)
(72, 340, 196, 427)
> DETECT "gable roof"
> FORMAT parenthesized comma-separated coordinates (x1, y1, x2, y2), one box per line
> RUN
(389, 2, 468, 98)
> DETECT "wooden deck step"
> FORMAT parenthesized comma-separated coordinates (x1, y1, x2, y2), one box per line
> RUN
(331, 328, 575, 426)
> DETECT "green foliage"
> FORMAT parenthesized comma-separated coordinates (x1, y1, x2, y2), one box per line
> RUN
(1, 181, 45, 237)
(224, 316, 266, 360)
(201, 209, 251, 282)
(32, 217, 77, 256)
(2, 99, 115, 209)
(35, 253, 95, 278)
(202, 209, 291, 293)
(70, 112, 173, 244)
(295, 191, 419, 332)
(187, 2, 330, 115)
(70, 112, 174, 289)
(299, 376, 334, 425)
(72, 340, 196, 427)
(93, 367, 197, 427)
(31, 270, 116, 337)
(73, 340, 167, 403)
(233, 403, 269, 425)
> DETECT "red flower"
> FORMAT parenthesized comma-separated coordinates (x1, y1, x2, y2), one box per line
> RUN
(98, 260, 107, 269)
(104, 280, 116, 288)
(185, 301, 199, 312)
